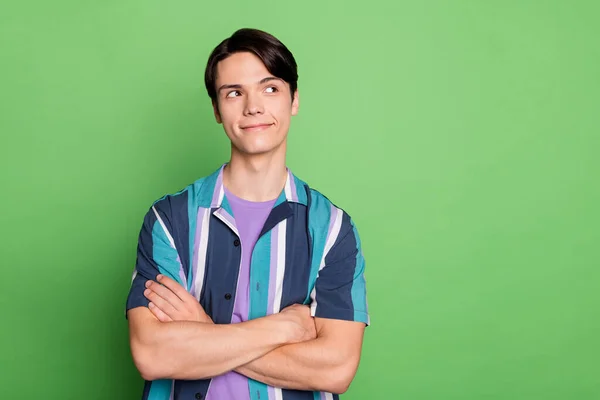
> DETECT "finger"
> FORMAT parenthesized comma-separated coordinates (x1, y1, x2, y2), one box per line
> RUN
(146, 280, 183, 310)
(148, 302, 172, 322)
(144, 287, 179, 317)
(156, 274, 192, 303)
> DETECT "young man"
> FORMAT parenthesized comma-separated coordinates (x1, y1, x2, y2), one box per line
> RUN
(126, 28, 369, 400)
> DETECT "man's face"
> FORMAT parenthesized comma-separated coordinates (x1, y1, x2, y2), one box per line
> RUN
(213, 52, 299, 155)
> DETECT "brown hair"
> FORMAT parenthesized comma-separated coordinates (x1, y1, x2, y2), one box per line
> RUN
(204, 28, 298, 103)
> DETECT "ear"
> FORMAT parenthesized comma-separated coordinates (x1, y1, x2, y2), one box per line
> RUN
(212, 100, 222, 124)
(291, 90, 300, 116)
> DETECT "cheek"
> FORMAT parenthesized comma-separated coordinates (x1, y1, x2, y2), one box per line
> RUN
(270, 101, 293, 122)
(218, 104, 239, 125)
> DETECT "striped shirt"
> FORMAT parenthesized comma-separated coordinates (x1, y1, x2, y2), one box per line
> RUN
(126, 164, 370, 400)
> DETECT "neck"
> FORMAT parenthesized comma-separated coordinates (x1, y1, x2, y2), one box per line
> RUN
(223, 145, 287, 202)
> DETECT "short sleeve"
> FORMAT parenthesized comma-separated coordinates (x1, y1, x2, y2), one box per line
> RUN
(311, 212, 370, 325)
(125, 205, 184, 315)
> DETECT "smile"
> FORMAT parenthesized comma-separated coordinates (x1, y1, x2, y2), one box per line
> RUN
(240, 123, 273, 132)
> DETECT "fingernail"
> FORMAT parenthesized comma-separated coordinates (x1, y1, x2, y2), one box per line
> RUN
(148, 302, 154, 308)
(156, 274, 163, 281)
(144, 289, 150, 296)
(145, 281, 151, 288)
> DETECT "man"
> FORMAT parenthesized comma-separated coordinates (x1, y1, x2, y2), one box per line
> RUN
(126, 28, 369, 400)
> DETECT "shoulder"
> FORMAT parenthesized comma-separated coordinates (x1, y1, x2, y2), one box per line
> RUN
(150, 166, 223, 216)
(305, 186, 363, 265)
(304, 185, 358, 241)
(307, 186, 354, 221)
(151, 185, 192, 215)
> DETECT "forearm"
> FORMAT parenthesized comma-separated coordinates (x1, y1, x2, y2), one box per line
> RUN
(129, 308, 290, 381)
(235, 336, 356, 393)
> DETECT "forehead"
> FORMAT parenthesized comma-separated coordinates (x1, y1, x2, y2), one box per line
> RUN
(216, 52, 272, 85)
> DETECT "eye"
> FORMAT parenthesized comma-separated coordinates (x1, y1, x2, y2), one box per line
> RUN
(226, 90, 241, 98)
(264, 86, 279, 93)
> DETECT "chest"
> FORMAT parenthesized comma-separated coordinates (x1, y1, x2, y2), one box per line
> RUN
(191, 206, 315, 324)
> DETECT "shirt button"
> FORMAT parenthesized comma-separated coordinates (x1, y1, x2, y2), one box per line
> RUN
(224, 293, 232, 300)
(233, 239, 240, 247)
(195, 393, 203, 400)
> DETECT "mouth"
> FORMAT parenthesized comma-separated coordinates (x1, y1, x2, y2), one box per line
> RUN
(240, 123, 274, 132)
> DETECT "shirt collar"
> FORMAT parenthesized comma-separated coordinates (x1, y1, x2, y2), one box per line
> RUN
(209, 163, 308, 209)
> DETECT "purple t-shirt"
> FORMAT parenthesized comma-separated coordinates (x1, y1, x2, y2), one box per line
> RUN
(206, 187, 277, 399)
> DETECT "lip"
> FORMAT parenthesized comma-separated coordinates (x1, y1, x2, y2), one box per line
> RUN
(240, 123, 273, 132)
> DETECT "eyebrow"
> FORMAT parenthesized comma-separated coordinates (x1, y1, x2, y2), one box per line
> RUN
(217, 76, 283, 93)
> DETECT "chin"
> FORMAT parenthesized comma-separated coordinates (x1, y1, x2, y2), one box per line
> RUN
(240, 146, 280, 156)
(235, 138, 286, 156)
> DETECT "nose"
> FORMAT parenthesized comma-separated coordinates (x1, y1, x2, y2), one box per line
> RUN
(244, 92, 264, 116)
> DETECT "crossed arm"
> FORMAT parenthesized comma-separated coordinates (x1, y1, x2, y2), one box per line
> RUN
(128, 275, 366, 394)
(235, 317, 364, 392)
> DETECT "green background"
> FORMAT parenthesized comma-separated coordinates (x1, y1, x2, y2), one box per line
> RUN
(1, 1, 599, 399)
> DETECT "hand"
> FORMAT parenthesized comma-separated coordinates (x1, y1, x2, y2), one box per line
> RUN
(144, 274, 213, 323)
(277, 304, 317, 344)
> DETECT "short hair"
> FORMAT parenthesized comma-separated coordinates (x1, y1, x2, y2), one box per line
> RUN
(204, 28, 298, 103)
